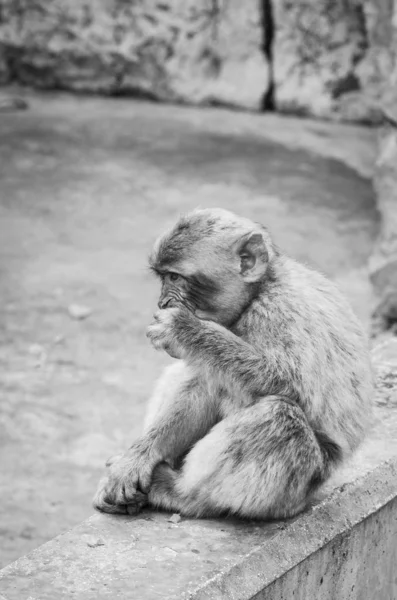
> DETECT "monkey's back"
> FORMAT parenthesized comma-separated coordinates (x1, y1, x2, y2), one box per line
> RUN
(236, 255, 374, 458)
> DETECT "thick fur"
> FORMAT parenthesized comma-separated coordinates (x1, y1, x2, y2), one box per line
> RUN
(93, 208, 373, 520)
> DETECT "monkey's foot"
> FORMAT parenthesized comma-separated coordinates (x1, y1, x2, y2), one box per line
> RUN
(126, 491, 148, 515)
(94, 489, 148, 515)
(93, 467, 150, 515)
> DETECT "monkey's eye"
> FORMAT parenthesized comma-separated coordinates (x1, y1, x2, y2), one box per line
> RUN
(169, 272, 180, 282)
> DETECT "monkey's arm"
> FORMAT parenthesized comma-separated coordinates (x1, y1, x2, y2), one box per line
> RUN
(141, 364, 218, 464)
(147, 308, 288, 398)
(182, 321, 282, 395)
(93, 364, 217, 513)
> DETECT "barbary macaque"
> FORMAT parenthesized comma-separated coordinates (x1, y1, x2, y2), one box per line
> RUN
(94, 208, 373, 519)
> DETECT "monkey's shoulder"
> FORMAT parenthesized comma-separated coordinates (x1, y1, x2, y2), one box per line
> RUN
(273, 257, 360, 322)
(234, 257, 367, 354)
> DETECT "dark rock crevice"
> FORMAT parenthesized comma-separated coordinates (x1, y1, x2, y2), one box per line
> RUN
(260, 0, 275, 111)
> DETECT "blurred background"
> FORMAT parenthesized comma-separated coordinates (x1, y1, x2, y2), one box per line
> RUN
(0, 0, 396, 568)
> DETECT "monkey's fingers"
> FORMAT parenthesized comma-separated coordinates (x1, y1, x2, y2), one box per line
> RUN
(93, 480, 128, 515)
(94, 498, 127, 515)
(126, 491, 148, 515)
(146, 325, 180, 358)
(119, 479, 140, 504)
(149, 339, 164, 352)
(146, 324, 163, 348)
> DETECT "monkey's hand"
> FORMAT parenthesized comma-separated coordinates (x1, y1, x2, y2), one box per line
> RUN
(93, 442, 159, 515)
(146, 306, 196, 359)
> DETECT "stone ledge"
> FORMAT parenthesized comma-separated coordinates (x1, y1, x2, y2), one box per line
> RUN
(1, 340, 397, 600)
(0, 459, 396, 600)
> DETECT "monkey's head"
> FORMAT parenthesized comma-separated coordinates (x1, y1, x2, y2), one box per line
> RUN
(149, 208, 275, 327)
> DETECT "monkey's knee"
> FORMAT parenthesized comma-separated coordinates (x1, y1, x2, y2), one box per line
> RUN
(147, 399, 338, 520)
(173, 399, 326, 519)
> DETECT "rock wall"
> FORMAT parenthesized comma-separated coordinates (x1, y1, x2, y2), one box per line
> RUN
(272, 0, 367, 119)
(369, 0, 397, 336)
(0, 0, 394, 119)
(272, 0, 396, 122)
(0, 0, 268, 110)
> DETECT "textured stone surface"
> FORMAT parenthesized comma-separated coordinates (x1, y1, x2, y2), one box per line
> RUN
(264, 493, 397, 600)
(330, 0, 396, 123)
(272, 0, 368, 119)
(271, 0, 397, 123)
(0, 0, 268, 110)
(354, 1, 395, 100)
(0, 452, 396, 599)
(372, 338, 397, 406)
(271, 0, 397, 122)
(372, 336, 397, 368)
(370, 127, 397, 334)
(0, 0, 396, 120)
(0, 43, 10, 84)
(369, 1, 397, 335)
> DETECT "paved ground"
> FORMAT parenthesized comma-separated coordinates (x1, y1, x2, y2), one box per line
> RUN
(0, 91, 378, 567)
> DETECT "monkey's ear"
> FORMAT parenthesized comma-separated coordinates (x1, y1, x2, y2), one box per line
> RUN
(237, 233, 269, 281)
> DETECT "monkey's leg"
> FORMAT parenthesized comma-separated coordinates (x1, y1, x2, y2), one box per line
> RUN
(94, 362, 218, 513)
(141, 361, 218, 465)
(148, 396, 327, 519)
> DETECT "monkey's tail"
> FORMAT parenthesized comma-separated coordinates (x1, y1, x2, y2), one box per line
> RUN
(310, 430, 343, 490)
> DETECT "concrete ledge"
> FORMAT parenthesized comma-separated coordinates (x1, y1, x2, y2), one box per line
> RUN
(1, 343, 397, 599)
(0, 460, 396, 600)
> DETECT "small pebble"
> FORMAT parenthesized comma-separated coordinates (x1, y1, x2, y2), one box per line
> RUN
(28, 344, 44, 356)
(168, 513, 182, 524)
(68, 304, 92, 320)
(163, 547, 178, 557)
(85, 535, 105, 548)
(28, 343, 47, 368)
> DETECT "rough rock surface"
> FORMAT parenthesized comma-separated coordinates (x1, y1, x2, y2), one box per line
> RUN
(350, 0, 396, 117)
(272, 0, 397, 122)
(0, 0, 268, 110)
(0, 0, 396, 120)
(372, 337, 397, 406)
(0, 43, 10, 84)
(369, 1, 397, 336)
(272, 0, 367, 118)
(370, 124, 397, 335)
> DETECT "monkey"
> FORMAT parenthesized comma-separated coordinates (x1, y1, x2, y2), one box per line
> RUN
(93, 208, 374, 520)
